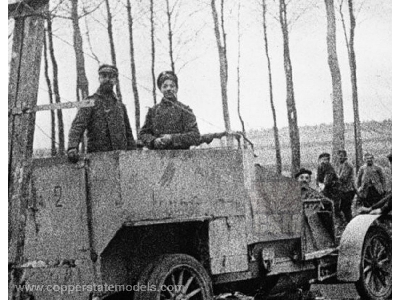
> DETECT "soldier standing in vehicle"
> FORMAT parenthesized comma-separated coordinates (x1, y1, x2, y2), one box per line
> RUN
(139, 71, 200, 150)
(336, 150, 356, 223)
(67, 64, 136, 163)
(295, 168, 336, 248)
(296, 168, 323, 200)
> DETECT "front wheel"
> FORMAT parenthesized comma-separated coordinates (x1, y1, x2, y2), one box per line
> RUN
(355, 226, 392, 300)
(134, 254, 213, 300)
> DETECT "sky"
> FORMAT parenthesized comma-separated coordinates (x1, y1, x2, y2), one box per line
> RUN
(7, 0, 392, 150)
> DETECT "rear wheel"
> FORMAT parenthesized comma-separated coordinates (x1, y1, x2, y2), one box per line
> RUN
(356, 226, 392, 300)
(134, 254, 213, 300)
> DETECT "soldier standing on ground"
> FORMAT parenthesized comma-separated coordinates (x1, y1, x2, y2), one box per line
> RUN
(139, 71, 200, 150)
(67, 64, 136, 163)
(359, 153, 391, 215)
(336, 150, 356, 223)
(354, 152, 386, 212)
(316, 153, 341, 217)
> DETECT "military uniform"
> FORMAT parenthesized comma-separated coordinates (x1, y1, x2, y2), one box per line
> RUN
(316, 162, 342, 219)
(68, 89, 136, 153)
(356, 164, 386, 207)
(139, 98, 200, 150)
(337, 160, 355, 222)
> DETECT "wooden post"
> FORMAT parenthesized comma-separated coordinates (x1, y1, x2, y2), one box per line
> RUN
(8, 1, 48, 299)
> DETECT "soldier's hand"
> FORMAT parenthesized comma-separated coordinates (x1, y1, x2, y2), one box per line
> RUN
(160, 134, 172, 144)
(370, 208, 382, 215)
(154, 138, 167, 149)
(358, 206, 371, 215)
(67, 148, 79, 163)
(154, 135, 173, 149)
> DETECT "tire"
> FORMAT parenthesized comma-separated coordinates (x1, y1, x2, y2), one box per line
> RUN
(355, 226, 392, 300)
(134, 254, 213, 300)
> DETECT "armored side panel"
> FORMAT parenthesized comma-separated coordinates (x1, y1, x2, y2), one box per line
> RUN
(25, 158, 90, 259)
(21, 158, 94, 300)
(88, 149, 249, 275)
(243, 159, 302, 243)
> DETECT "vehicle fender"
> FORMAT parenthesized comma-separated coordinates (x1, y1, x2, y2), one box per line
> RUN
(337, 214, 380, 282)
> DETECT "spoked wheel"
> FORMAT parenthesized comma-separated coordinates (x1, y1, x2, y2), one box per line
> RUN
(356, 226, 392, 300)
(134, 254, 213, 300)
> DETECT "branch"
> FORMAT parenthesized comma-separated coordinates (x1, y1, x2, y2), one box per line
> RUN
(338, 0, 350, 51)
(177, 55, 201, 73)
(82, 0, 101, 64)
(78, 0, 107, 19)
(50, 0, 68, 14)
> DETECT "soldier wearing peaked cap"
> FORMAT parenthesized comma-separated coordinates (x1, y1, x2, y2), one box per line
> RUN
(354, 152, 386, 208)
(67, 64, 136, 163)
(358, 152, 392, 216)
(316, 152, 342, 217)
(336, 150, 356, 223)
(295, 168, 324, 200)
(139, 71, 200, 150)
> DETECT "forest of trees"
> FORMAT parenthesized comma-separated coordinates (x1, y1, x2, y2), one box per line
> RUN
(8, 0, 392, 175)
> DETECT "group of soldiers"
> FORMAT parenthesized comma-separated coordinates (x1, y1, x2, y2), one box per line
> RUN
(295, 150, 392, 223)
(67, 64, 200, 163)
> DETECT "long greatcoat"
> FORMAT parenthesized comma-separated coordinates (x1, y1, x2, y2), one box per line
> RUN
(139, 98, 200, 149)
(68, 90, 136, 153)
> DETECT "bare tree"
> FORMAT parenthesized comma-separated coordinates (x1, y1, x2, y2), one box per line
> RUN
(105, 0, 123, 101)
(47, 14, 65, 155)
(324, 0, 345, 165)
(236, 0, 246, 148)
(211, 0, 232, 144)
(126, 0, 141, 136)
(71, 0, 89, 102)
(339, 0, 363, 171)
(279, 0, 300, 175)
(43, 30, 57, 156)
(150, 0, 157, 105)
(262, 0, 282, 174)
(82, 3, 101, 64)
(165, 0, 175, 72)
(161, 0, 208, 74)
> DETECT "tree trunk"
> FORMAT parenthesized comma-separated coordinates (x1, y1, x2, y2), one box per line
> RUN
(83, 5, 101, 64)
(166, 0, 175, 73)
(211, 0, 232, 145)
(105, 0, 123, 101)
(236, 0, 246, 148)
(262, 0, 282, 174)
(71, 0, 89, 101)
(279, 0, 300, 175)
(347, 0, 363, 171)
(47, 15, 65, 155)
(71, 0, 89, 152)
(150, 0, 157, 105)
(324, 0, 345, 166)
(127, 0, 141, 137)
(8, 4, 46, 299)
(43, 30, 56, 156)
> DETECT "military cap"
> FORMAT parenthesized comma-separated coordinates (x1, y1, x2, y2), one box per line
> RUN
(98, 64, 118, 75)
(294, 168, 312, 179)
(318, 152, 331, 160)
(157, 71, 178, 90)
(363, 152, 374, 159)
(337, 149, 347, 157)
